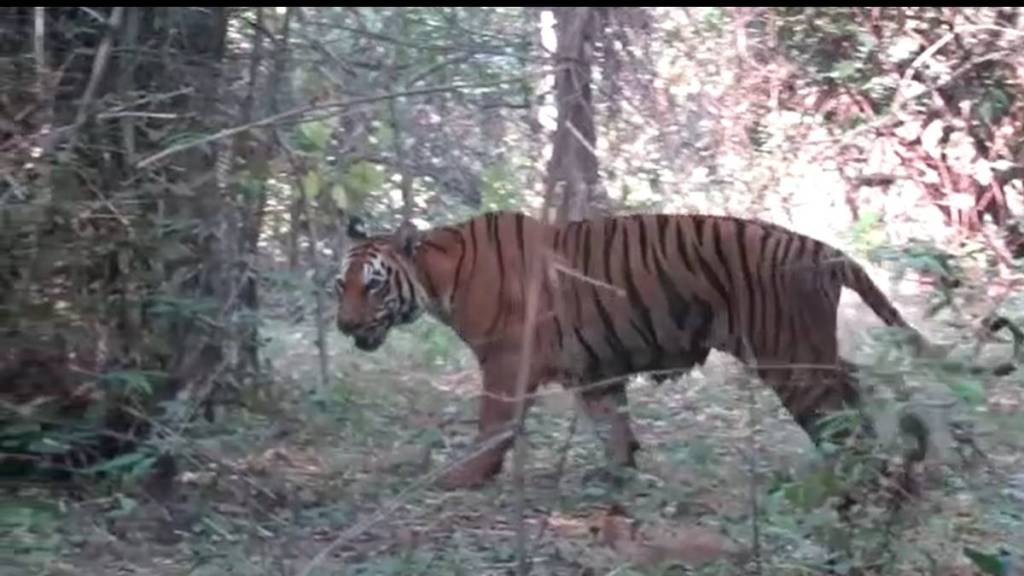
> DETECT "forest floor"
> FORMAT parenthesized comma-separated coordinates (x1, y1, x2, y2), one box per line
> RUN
(4, 289, 1023, 576)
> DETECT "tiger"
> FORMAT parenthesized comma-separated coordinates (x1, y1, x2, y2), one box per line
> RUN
(334, 210, 972, 491)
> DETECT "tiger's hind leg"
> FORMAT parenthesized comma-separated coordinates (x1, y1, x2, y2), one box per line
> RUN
(761, 360, 873, 451)
(829, 359, 928, 502)
(577, 380, 641, 469)
(762, 358, 923, 519)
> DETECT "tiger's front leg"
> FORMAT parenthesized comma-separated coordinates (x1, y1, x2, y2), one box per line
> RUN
(437, 351, 539, 490)
(578, 381, 641, 469)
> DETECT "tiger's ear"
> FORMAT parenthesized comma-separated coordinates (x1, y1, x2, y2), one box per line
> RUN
(347, 216, 368, 240)
(393, 220, 420, 258)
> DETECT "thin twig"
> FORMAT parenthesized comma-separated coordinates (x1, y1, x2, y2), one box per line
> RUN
(563, 119, 600, 164)
(511, 200, 559, 576)
(740, 338, 763, 576)
(101, 87, 196, 115)
(66, 7, 124, 152)
(95, 111, 184, 120)
(889, 30, 957, 114)
(462, 362, 856, 411)
(549, 258, 626, 298)
(277, 134, 331, 391)
(404, 53, 475, 88)
(135, 75, 546, 169)
(513, 280, 538, 575)
(525, 411, 579, 574)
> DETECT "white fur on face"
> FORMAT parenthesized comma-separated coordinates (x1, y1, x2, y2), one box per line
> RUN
(361, 254, 387, 284)
(338, 248, 388, 290)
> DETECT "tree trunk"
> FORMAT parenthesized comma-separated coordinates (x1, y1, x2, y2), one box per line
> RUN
(390, 94, 415, 222)
(166, 7, 234, 415)
(544, 7, 604, 223)
(287, 196, 302, 270)
(1, 7, 239, 469)
(234, 7, 269, 379)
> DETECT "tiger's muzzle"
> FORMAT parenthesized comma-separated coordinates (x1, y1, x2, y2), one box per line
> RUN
(337, 318, 388, 351)
(353, 330, 386, 351)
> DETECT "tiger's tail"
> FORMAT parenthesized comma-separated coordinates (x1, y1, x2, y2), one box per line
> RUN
(836, 255, 951, 360)
(833, 253, 948, 471)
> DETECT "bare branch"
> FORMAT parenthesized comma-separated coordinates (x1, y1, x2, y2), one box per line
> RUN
(135, 75, 542, 169)
(33, 8, 46, 99)
(65, 7, 124, 152)
(889, 30, 957, 114)
(101, 87, 196, 115)
(96, 112, 184, 120)
(404, 53, 475, 88)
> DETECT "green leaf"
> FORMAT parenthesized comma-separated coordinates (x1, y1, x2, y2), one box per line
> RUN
(481, 162, 519, 210)
(239, 177, 265, 200)
(302, 169, 321, 199)
(330, 184, 348, 210)
(782, 469, 839, 512)
(978, 87, 1011, 124)
(948, 380, 987, 405)
(81, 451, 153, 475)
(963, 546, 1006, 576)
(27, 438, 71, 455)
(117, 494, 138, 513)
(375, 121, 394, 150)
(100, 370, 156, 396)
(296, 120, 333, 153)
(0, 500, 59, 527)
(701, 7, 725, 34)
(833, 60, 859, 80)
(147, 295, 219, 319)
(341, 161, 385, 206)
(161, 131, 210, 148)
(855, 30, 877, 52)
(1, 421, 43, 438)
(158, 239, 194, 264)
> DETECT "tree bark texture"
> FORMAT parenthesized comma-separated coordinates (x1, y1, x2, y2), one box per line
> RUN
(544, 7, 605, 223)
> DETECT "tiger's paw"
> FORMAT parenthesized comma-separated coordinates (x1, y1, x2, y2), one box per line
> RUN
(436, 469, 492, 491)
(434, 456, 503, 491)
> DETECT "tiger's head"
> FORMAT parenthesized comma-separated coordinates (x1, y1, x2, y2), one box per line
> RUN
(335, 217, 425, 352)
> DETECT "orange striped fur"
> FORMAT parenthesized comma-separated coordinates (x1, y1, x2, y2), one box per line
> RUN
(335, 211, 936, 489)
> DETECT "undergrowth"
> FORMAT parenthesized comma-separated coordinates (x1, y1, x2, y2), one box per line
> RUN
(2, 250, 1023, 576)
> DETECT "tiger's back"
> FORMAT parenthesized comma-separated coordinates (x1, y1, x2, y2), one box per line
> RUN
(524, 213, 915, 383)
